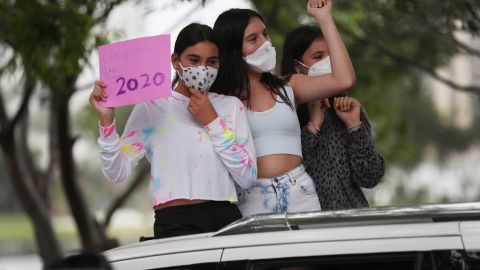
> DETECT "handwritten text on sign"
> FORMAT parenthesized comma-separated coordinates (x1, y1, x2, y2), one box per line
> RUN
(98, 35, 171, 107)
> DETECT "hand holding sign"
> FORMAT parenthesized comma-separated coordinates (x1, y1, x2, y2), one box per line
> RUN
(98, 35, 172, 107)
(89, 80, 114, 127)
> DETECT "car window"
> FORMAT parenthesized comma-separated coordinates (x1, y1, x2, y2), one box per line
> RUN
(467, 251, 480, 269)
(220, 251, 471, 270)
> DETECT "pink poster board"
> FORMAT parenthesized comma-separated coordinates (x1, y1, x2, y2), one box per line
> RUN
(98, 35, 171, 107)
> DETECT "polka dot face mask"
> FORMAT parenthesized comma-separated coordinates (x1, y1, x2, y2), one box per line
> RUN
(178, 63, 218, 91)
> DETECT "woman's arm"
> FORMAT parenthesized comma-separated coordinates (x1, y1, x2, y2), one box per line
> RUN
(290, 0, 356, 106)
(90, 80, 148, 183)
(347, 109, 385, 188)
(203, 99, 257, 189)
(97, 104, 149, 183)
(301, 99, 329, 155)
(332, 97, 384, 187)
(301, 125, 324, 157)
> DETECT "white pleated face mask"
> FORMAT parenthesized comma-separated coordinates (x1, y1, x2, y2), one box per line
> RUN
(243, 41, 277, 73)
(297, 56, 331, 76)
(178, 63, 218, 91)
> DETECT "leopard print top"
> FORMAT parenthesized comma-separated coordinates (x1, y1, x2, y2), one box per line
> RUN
(301, 108, 385, 210)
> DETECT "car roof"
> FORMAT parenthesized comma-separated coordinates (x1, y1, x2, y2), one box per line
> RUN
(105, 202, 480, 263)
(214, 201, 480, 236)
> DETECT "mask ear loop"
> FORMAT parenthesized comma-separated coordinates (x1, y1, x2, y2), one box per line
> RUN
(294, 61, 301, 74)
(176, 62, 186, 80)
(294, 59, 310, 74)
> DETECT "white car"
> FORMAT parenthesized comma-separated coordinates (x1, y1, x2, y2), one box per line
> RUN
(104, 202, 480, 270)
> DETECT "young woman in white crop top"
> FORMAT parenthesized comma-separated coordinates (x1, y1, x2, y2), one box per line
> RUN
(210, 0, 356, 216)
(89, 23, 257, 238)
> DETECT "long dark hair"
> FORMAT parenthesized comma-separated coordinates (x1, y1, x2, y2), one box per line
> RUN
(281, 25, 324, 77)
(282, 25, 343, 128)
(171, 23, 217, 89)
(281, 25, 330, 127)
(210, 8, 292, 109)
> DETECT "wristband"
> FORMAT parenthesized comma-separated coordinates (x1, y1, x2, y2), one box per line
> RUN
(307, 122, 321, 132)
(346, 121, 362, 132)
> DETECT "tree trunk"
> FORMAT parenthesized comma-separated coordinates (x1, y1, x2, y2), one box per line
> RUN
(0, 77, 63, 266)
(1, 133, 63, 266)
(18, 107, 52, 207)
(53, 78, 116, 251)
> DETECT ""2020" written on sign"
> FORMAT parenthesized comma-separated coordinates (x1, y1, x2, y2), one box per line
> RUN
(115, 72, 165, 96)
(98, 35, 171, 107)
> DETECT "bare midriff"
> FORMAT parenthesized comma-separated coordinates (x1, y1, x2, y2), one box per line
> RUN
(154, 199, 210, 210)
(257, 154, 302, 179)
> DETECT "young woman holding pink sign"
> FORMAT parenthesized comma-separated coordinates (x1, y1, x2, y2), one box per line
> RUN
(89, 23, 257, 239)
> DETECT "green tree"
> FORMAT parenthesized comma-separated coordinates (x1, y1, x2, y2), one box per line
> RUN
(251, 0, 480, 166)
(0, 0, 128, 265)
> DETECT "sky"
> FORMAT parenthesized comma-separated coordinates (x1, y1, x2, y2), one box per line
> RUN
(144, 0, 254, 41)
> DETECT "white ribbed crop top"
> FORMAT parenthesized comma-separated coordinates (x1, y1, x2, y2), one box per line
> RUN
(245, 85, 302, 158)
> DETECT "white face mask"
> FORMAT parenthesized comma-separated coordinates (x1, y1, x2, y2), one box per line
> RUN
(177, 63, 218, 91)
(297, 56, 331, 76)
(243, 41, 276, 73)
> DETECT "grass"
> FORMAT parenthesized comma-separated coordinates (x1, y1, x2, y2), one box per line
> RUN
(0, 213, 152, 254)
(0, 215, 34, 241)
(0, 215, 81, 241)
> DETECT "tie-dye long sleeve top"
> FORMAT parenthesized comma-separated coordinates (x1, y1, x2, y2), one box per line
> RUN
(98, 91, 257, 208)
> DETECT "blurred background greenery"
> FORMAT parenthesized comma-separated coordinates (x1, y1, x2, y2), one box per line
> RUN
(0, 0, 479, 267)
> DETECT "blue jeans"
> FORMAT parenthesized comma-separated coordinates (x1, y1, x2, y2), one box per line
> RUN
(237, 164, 321, 216)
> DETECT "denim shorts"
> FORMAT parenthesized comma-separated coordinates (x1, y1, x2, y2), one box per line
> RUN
(237, 164, 321, 217)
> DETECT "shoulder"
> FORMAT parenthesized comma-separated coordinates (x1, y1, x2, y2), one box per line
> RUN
(208, 92, 245, 111)
(287, 73, 305, 89)
(129, 98, 170, 121)
(277, 83, 295, 104)
(131, 102, 150, 114)
(133, 99, 163, 112)
(283, 83, 294, 94)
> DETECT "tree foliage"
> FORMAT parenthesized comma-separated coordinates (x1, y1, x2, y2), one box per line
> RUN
(0, 0, 128, 266)
(251, 0, 480, 166)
